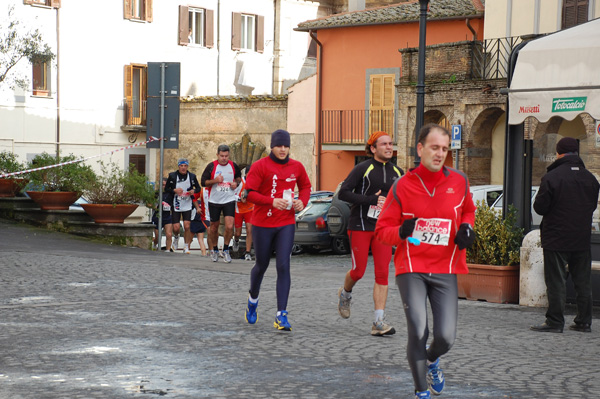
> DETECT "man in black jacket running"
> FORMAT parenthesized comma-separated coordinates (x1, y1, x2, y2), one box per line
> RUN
(531, 137, 599, 333)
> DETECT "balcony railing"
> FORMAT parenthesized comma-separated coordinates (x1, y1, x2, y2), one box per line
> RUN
(321, 109, 395, 145)
(123, 99, 147, 127)
(471, 36, 524, 80)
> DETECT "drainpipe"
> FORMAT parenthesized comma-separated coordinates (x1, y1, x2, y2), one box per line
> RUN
(310, 30, 322, 190)
(217, 0, 221, 95)
(466, 18, 477, 41)
(272, 0, 280, 94)
(55, 6, 60, 156)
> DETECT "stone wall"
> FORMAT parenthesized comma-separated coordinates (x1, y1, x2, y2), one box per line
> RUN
(160, 96, 314, 183)
(397, 41, 508, 184)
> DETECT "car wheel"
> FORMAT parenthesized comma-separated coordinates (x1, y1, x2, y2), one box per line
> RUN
(291, 243, 305, 255)
(331, 236, 350, 255)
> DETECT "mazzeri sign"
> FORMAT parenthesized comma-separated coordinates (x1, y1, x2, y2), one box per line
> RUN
(552, 97, 587, 113)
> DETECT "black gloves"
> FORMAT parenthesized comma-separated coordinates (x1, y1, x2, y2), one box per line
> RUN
(399, 217, 418, 239)
(454, 223, 475, 250)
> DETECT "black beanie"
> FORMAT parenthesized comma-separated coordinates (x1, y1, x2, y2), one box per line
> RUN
(270, 129, 291, 148)
(556, 137, 579, 155)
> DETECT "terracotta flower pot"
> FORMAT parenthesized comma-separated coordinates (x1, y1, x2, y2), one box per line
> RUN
(81, 203, 138, 223)
(457, 263, 520, 304)
(0, 178, 28, 197)
(26, 191, 79, 210)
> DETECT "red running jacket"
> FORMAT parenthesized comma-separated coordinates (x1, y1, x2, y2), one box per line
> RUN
(246, 156, 311, 228)
(375, 166, 476, 275)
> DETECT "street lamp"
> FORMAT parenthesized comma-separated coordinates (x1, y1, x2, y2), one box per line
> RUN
(414, 0, 429, 166)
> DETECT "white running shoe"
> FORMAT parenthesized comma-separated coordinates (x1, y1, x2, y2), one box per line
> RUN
(223, 250, 232, 263)
(184, 245, 190, 254)
(172, 237, 179, 251)
(244, 252, 252, 261)
(233, 239, 240, 252)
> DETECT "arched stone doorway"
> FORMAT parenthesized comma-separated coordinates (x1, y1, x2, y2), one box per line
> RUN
(531, 115, 590, 185)
(469, 107, 505, 185)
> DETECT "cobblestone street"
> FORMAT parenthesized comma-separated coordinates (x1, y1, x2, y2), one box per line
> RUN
(0, 219, 599, 398)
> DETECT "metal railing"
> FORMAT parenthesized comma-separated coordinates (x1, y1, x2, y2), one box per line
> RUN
(321, 109, 394, 145)
(471, 36, 523, 80)
(123, 99, 147, 126)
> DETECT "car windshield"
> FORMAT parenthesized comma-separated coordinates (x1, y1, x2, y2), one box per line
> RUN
(297, 201, 330, 217)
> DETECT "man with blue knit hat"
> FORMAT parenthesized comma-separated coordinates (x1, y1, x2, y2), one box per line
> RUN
(531, 137, 600, 333)
(243, 129, 311, 331)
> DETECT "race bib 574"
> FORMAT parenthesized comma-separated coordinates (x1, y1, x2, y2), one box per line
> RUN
(411, 218, 452, 246)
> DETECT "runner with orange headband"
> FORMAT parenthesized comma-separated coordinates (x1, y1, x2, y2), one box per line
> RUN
(336, 131, 403, 336)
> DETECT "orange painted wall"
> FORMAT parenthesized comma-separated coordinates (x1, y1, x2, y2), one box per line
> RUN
(317, 17, 484, 190)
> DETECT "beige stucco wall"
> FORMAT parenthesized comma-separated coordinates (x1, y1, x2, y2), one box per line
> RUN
(484, 0, 599, 39)
(161, 97, 315, 191)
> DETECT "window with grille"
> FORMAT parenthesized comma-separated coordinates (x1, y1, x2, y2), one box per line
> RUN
(124, 64, 147, 126)
(562, 0, 588, 29)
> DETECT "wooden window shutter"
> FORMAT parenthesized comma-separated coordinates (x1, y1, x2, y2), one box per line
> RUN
(129, 154, 146, 175)
(370, 75, 382, 108)
(369, 74, 395, 136)
(205, 9, 214, 48)
(563, 0, 588, 28)
(124, 0, 132, 19)
(256, 15, 264, 53)
(145, 0, 153, 22)
(124, 65, 133, 101)
(232, 12, 241, 50)
(178, 5, 189, 45)
(576, 0, 589, 25)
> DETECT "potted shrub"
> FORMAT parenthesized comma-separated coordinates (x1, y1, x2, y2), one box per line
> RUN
(0, 150, 28, 197)
(26, 152, 95, 210)
(459, 202, 524, 304)
(81, 161, 155, 223)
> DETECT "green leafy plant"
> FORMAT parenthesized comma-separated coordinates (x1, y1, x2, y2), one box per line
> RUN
(26, 152, 95, 194)
(83, 161, 155, 205)
(0, 150, 25, 177)
(467, 201, 524, 266)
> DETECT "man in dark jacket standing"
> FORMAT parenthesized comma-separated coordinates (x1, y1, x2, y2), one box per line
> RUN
(531, 137, 600, 333)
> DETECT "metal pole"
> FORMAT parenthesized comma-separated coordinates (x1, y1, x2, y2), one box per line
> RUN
(414, 0, 429, 166)
(157, 63, 166, 251)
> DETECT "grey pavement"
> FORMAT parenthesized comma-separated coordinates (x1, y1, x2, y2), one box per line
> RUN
(1, 218, 599, 398)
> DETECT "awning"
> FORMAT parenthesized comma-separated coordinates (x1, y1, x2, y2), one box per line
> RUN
(508, 18, 600, 125)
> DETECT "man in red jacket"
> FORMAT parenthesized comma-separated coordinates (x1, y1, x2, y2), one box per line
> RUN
(375, 124, 476, 399)
(243, 129, 311, 331)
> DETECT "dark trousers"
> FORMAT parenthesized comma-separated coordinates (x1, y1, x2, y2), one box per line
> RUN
(249, 224, 295, 312)
(543, 249, 593, 327)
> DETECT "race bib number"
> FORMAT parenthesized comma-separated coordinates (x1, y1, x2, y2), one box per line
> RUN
(411, 218, 452, 246)
(174, 194, 192, 212)
(217, 182, 231, 192)
(367, 205, 381, 219)
(162, 201, 171, 212)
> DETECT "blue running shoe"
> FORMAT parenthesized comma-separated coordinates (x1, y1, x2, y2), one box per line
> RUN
(427, 358, 445, 395)
(274, 310, 292, 331)
(245, 298, 258, 324)
(415, 390, 431, 399)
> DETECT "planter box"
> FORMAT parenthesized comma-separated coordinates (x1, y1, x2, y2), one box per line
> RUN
(458, 264, 520, 304)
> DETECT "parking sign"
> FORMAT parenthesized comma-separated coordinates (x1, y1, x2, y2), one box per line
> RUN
(451, 125, 462, 150)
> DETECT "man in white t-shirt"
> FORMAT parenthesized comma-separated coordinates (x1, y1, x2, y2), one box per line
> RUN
(201, 144, 241, 263)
